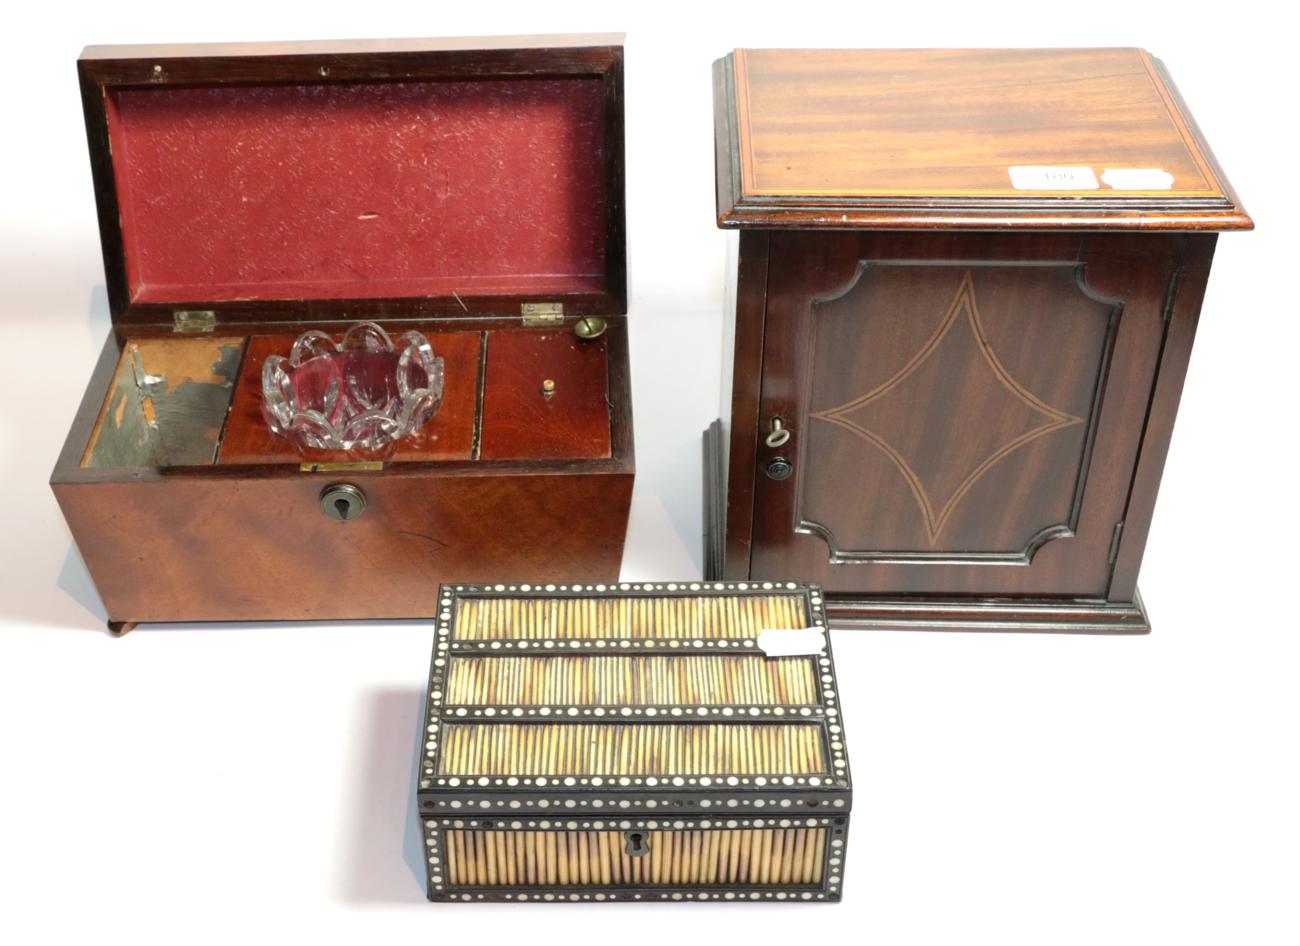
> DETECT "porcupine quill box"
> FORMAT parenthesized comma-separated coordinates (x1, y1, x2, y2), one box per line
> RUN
(50, 35, 633, 632)
(418, 581, 852, 902)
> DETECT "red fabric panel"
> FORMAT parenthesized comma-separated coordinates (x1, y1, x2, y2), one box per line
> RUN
(106, 78, 607, 303)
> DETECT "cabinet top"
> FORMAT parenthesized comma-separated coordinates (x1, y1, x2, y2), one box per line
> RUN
(714, 48, 1251, 232)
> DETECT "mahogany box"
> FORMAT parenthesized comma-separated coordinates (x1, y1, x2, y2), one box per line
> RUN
(419, 580, 851, 902)
(704, 48, 1251, 633)
(51, 36, 633, 632)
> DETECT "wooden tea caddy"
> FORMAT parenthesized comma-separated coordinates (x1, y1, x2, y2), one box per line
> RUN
(704, 48, 1252, 633)
(51, 35, 633, 632)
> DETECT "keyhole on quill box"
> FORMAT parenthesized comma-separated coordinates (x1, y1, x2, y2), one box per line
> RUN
(334, 498, 351, 520)
(623, 830, 650, 857)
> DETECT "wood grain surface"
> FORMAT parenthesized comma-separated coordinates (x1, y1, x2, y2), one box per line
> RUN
(479, 329, 612, 460)
(738, 230, 1185, 599)
(716, 48, 1251, 230)
(51, 467, 633, 623)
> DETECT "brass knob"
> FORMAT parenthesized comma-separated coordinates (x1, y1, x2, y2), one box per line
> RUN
(573, 316, 607, 340)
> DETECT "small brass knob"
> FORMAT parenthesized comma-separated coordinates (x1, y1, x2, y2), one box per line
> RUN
(541, 379, 556, 399)
(320, 483, 366, 521)
(573, 316, 607, 340)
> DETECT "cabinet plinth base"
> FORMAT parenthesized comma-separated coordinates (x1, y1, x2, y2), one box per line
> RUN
(821, 593, 1149, 634)
(702, 422, 1150, 635)
(702, 420, 727, 582)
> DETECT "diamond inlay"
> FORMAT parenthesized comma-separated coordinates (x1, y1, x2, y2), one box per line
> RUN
(811, 271, 1083, 544)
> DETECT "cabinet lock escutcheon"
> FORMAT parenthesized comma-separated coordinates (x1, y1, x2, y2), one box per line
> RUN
(766, 457, 794, 480)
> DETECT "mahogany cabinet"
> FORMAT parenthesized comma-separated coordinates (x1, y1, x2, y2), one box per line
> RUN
(51, 36, 633, 632)
(703, 48, 1252, 632)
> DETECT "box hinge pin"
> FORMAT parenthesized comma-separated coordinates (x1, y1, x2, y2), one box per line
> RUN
(173, 310, 216, 333)
(521, 302, 564, 326)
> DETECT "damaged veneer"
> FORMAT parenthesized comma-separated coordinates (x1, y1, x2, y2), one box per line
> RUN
(81, 336, 245, 468)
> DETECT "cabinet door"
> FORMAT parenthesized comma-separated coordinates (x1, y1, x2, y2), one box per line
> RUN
(749, 231, 1177, 598)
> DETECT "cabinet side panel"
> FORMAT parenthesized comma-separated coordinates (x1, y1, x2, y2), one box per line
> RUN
(1109, 234, 1217, 600)
(721, 231, 770, 579)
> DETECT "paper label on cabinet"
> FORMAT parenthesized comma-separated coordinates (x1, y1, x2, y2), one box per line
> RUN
(757, 628, 826, 657)
(1008, 166, 1100, 190)
(1101, 168, 1175, 190)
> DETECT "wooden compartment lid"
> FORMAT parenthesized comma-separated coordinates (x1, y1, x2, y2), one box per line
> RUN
(715, 47, 1252, 231)
(418, 582, 851, 817)
(78, 35, 626, 326)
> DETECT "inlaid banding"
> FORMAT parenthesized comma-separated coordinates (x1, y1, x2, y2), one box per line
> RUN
(452, 594, 808, 641)
(445, 655, 819, 706)
(438, 723, 827, 776)
(445, 828, 826, 887)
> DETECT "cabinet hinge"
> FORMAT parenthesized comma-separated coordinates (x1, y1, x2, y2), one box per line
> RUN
(1107, 521, 1125, 565)
(521, 302, 564, 326)
(173, 310, 216, 333)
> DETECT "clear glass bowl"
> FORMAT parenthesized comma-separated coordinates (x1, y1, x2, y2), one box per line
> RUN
(262, 322, 445, 452)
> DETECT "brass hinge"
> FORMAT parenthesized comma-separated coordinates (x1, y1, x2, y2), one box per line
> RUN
(521, 302, 564, 326)
(173, 310, 216, 333)
(1107, 521, 1125, 565)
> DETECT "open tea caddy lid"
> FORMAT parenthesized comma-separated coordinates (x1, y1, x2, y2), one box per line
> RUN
(77, 35, 628, 328)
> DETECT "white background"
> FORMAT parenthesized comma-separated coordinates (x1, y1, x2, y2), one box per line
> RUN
(1, 2, 1296, 943)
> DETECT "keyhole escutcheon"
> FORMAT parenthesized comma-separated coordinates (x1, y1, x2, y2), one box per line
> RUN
(623, 830, 650, 857)
(320, 483, 367, 521)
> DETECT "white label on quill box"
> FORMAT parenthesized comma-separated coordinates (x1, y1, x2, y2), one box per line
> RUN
(1008, 166, 1099, 190)
(1101, 168, 1175, 190)
(757, 628, 826, 657)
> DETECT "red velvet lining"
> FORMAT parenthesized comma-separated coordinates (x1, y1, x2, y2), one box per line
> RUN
(106, 78, 608, 303)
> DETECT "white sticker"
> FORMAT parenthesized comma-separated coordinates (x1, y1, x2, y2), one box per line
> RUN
(1008, 166, 1099, 190)
(1101, 168, 1175, 190)
(757, 628, 826, 658)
